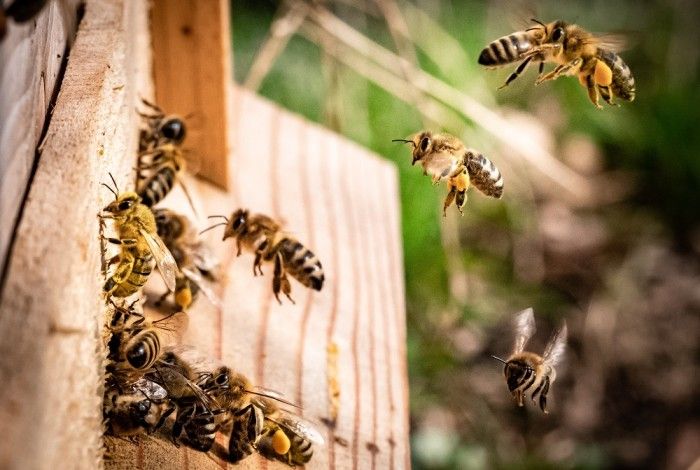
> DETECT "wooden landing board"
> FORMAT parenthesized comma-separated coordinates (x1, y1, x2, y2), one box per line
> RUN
(0, 0, 152, 467)
(0, 0, 82, 284)
(105, 86, 410, 469)
(150, 0, 232, 190)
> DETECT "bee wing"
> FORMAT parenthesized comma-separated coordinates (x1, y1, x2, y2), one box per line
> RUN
(512, 308, 536, 354)
(182, 266, 222, 308)
(139, 227, 179, 292)
(278, 415, 325, 446)
(133, 378, 168, 401)
(542, 322, 567, 368)
(588, 33, 629, 53)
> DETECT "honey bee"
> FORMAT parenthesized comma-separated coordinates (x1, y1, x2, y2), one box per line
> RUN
(479, 19, 635, 107)
(107, 300, 187, 375)
(100, 175, 179, 297)
(393, 131, 504, 216)
(202, 209, 324, 304)
(104, 378, 171, 437)
(492, 308, 567, 413)
(138, 98, 187, 150)
(153, 208, 221, 311)
(254, 398, 324, 467)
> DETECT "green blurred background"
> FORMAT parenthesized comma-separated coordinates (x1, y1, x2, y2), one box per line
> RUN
(230, 1, 700, 468)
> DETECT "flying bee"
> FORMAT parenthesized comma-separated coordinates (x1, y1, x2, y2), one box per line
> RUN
(202, 209, 324, 304)
(479, 19, 635, 108)
(393, 131, 504, 216)
(153, 208, 221, 311)
(104, 378, 171, 437)
(100, 174, 179, 298)
(138, 98, 187, 150)
(107, 300, 187, 377)
(254, 398, 324, 467)
(491, 308, 567, 413)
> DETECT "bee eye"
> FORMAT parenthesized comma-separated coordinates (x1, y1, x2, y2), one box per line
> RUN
(161, 119, 186, 143)
(232, 216, 245, 231)
(215, 374, 228, 386)
(118, 200, 133, 211)
(420, 137, 430, 152)
(135, 400, 151, 416)
(552, 27, 565, 42)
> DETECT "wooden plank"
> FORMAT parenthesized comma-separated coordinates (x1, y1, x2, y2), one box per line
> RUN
(0, 0, 152, 467)
(0, 0, 82, 283)
(150, 0, 232, 190)
(105, 86, 410, 469)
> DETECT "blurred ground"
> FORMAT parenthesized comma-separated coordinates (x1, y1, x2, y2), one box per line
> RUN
(230, 1, 700, 468)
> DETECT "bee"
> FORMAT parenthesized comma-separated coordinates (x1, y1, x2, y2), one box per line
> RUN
(479, 19, 635, 108)
(104, 378, 172, 437)
(100, 175, 178, 298)
(153, 208, 221, 311)
(107, 300, 187, 375)
(254, 398, 324, 467)
(137, 98, 187, 150)
(202, 209, 324, 304)
(393, 131, 504, 216)
(492, 308, 567, 413)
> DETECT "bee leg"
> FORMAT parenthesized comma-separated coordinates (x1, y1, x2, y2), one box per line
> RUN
(272, 253, 295, 304)
(104, 254, 135, 291)
(537, 60, 545, 79)
(172, 405, 195, 445)
(599, 85, 617, 106)
(107, 255, 121, 266)
(499, 55, 533, 89)
(442, 187, 456, 217)
(539, 376, 550, 413)
(236, 239, 243, 257)
(153, 404, 176, 433)
(455, 190, 467, 216)
(585, 75, 602, 109)
(536, 58, 582, 85)
(253, 252, 264, 276)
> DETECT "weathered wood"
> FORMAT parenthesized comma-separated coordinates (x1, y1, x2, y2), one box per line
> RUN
(0, 0, 82, 282)
(0, 0, 152, 468)
(150, 0, 232, 190)
(104, 87, 410, 469)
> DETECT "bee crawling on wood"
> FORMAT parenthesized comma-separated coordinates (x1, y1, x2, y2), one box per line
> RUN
(492, 308, 567, 413)
(201, 209, 324, 304)
(479, 19, 635, 108)
(394, 131, 504, 216)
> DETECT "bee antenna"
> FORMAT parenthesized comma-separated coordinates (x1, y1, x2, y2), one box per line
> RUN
(530, 18, 546, 28)
(245, 389, 302, 409)
(199, 222, 228, 235)
(101, 183, 118, 200)
(490, 355, 508, 365)
(108, 172, 120, 196)
(392, 139, 415, 148)
(207, 215, 229, 221)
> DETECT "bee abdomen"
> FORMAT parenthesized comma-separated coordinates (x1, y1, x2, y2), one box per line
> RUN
(279, 238, 324, 291)
(478, 32, 532, 66)
(106, 253, 154, 298)
(138, 166, 177, 207)
(598, 49, 635, 101)
(465, 151, 504, 198)
(125, 330, 161, 370)
(291, 435, 313, 464)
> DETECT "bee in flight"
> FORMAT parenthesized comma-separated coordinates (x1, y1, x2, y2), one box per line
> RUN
(394, 131, 504, 216)
(492, 308, 567, 413)
(201, 209, 324, 304)
(479, 19, 635, 108)
(100, 174, 179, 298)
(153, 208, 221, 311)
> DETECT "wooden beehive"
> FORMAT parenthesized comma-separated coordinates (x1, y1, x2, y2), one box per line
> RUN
(0, 1, 409, 468)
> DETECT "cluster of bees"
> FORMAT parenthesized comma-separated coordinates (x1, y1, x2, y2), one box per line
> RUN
(100, 100, 324, 465)
(395, 19, 635, 410)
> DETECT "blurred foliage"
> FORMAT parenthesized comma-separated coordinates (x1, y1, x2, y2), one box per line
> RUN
(231, 1, 700, 468)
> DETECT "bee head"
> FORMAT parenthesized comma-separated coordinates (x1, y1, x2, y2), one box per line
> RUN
(104, 191, 141, 215)
(392, 131, 432, 166)
(223, 209, 249, 240)
(160, 117, 186, 144)
(546, 20, 569, 46)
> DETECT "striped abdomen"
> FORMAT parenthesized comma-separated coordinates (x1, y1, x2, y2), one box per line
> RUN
(478, 31, 534, 66)
(154, 209, 186, 243)
(504, 359, 538, 393)
(465, 150, 504, 198)
(277, 238, 324, 291)
(104, 251, 154, 298)
(138, 165, 177, 207)
(288, 434, 314, 465)
(124, 329, 161, 370)
(178, 404, 218, 452)
(597, 49, 635, 101)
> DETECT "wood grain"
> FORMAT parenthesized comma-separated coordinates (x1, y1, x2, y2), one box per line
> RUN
(0, 0, 152, 468)
(0, 0, 82, 284)
(104, 87, 410, 469)
(150, 0, 232, 190)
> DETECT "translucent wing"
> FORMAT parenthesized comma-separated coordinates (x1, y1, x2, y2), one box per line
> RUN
(139, 227, 178, 292)
(542, 322, 567, 368)
(278, 415, 325, 445)
(133, 378, 168, 401)
(587, 33, 629, 52)
(512, 308, 536, 354)
(182, 266, 222, 308)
